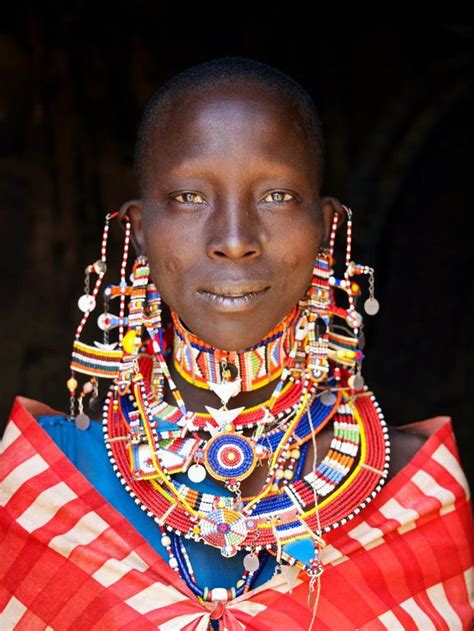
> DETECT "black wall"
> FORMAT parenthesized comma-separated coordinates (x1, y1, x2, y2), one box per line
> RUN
(1, 11, 472, 483)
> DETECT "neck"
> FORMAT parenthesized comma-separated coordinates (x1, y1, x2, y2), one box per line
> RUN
(166, 358, 283, 415)
(171, 304, 300, 393)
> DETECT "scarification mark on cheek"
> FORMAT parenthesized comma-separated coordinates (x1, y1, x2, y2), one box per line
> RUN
(165, 254, 185, 276)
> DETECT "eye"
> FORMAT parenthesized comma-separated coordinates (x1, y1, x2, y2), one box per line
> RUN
(173, 192, 206, 204)
(262, 191, 295, 203)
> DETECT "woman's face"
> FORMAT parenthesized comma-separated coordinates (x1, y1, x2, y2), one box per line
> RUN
(126, 84, 339, 351)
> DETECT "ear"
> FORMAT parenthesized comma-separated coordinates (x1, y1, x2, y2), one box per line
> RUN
(319, 196, 347, 248)
(118, 199, 145, 255)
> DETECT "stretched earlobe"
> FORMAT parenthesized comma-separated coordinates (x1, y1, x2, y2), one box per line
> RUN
(319, 196, 346, 246)
(118, 199, 145, 255)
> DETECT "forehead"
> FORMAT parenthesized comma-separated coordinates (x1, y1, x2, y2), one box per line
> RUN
(149, 84, 314, 172)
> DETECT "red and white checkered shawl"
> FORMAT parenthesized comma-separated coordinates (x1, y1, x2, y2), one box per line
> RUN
(1, 396, 472, 630)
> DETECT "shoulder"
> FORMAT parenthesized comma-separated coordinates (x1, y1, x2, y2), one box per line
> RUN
(386, 424, 429, 481)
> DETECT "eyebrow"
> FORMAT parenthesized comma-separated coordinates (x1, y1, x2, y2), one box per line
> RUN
(161, 158, 305, 180)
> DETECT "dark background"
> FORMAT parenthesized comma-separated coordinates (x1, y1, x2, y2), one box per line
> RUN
(1, 11, 472, 484)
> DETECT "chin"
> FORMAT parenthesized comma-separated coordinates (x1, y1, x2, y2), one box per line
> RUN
(189, 309, 286, 352)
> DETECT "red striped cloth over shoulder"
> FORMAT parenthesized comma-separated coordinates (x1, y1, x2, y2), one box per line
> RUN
(1, 396, 472, 630)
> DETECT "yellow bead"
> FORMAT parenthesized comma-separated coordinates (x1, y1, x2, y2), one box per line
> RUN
(283, 469, 294, 480)
(275, 469, 284, 479)
(337, 349, 355, 359)
(122, 330, 137, 354)
(67, 377, 78, 391)
(192, 525, 201, 535)
(217, 499, 226, 508)
(270, 484, 279, 493)
(291, 449, 300, 460)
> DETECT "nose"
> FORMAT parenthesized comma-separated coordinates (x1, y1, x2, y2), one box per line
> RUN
(206, 201, 263, 260)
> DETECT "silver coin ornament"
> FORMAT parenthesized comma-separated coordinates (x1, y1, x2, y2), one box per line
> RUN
(75, 413, 91, 430)
(78, 294, 96, 313)
(243, 553, 260, 572)
(93, 259, 107, 274)
(320, 390, 337, 406)
(187, 463, 207, 483)
(364, 297, 380, 315)
(348, 374, 365, 390)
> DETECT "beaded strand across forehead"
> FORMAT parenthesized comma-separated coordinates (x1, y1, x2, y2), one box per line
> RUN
(65, 203, 389, 604)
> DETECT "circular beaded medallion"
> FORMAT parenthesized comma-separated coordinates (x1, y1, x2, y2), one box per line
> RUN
(199, 508, 248, 557)
(203, 433, 257, 482)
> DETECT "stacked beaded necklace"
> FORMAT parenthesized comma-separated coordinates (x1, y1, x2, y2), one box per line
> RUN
(102, 324, 390, 602)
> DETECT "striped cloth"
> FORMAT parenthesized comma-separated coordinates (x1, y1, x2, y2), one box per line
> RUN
(1, 396, 472, 630)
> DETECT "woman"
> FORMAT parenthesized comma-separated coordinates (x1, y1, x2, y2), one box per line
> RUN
(1, 56, 472, 630)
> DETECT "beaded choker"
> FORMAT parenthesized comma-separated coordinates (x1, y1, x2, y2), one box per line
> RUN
(171, 304, 299, 391)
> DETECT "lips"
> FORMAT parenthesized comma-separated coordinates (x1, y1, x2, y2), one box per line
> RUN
(197, 282, 271, 297)
(196, 282, 271, 312)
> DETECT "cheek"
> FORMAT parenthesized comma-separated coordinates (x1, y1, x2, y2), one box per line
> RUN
(277, 221, 321, 272)
(280, 251, 300, 271)
(163, 253, 185, 276)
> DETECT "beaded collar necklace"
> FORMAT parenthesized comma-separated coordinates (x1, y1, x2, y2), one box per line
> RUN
(171, 304, 299, 391)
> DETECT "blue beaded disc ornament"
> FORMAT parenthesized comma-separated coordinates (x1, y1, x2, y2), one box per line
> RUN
(203, 433, 257, 483)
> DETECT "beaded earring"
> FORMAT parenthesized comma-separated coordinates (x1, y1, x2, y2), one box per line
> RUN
(327, 203, 380, 391)
(299, 248, 332, 385)
(66, 212, 164, 426)
(67, 211, 122, 428)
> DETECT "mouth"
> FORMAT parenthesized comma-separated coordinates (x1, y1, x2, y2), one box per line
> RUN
(196, 284, 271, 312)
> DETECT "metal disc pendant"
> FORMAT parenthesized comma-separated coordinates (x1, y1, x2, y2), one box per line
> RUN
(187, 463, 207, 483)
(93, 259, 107, 274)
(364, 297, 380, 315)
(75, 413, 90, 430)
(243, 553, 260, 572)
(348, 374, 365, 390)
(320, 390, 337, 406)
(78, 294, 96, 313)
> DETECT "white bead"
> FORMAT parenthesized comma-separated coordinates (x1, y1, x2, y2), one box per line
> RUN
(211, 587, 229, 601)
(78, 294, 96, 312)
(161, 535, 171, 547)
(169, 557, 178, 569)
